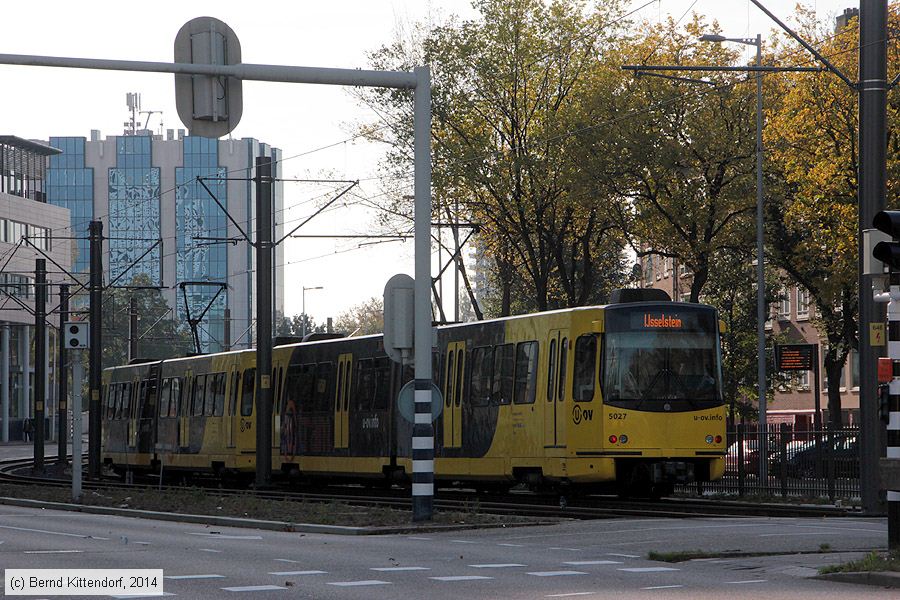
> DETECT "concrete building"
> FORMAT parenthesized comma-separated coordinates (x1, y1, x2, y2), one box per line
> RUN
(0, 135, 72, 442)
(46, 129, 285, 353)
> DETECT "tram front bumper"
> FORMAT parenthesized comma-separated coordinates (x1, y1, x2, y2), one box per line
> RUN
(650, 461, 695, 484)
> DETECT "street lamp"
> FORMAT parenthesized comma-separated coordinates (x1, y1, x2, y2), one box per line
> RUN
(301, 286, 323, 339)
(701, 32, 768, 480)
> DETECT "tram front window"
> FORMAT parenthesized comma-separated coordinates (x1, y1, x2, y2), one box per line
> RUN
(601, 307, 723, 412)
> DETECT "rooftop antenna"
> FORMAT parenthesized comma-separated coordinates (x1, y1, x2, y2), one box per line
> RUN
(125, 92, 141, 135)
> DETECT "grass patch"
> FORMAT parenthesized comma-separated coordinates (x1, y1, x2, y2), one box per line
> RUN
(819, 551, 900, 574)
(0, 483, 536, 528)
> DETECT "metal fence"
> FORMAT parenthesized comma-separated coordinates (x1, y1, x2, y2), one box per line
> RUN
(678, 424, 861, 501)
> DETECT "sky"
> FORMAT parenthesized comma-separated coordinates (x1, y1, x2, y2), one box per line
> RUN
(0, 0, 858, 325)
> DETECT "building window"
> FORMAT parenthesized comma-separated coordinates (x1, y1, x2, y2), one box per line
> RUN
(643, 256, 653, 285)
(796, 286, 810, 320)
(48, 136, 94, 272)
(663, 257, 672, 278)
(795, 370, 809, 390)
(778, 287, 792, 320)
(851, 350, 859, 390)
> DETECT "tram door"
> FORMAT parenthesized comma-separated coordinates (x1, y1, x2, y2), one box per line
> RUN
(225, 367, 239, 448)
(442, 342, 465, 449)
(128, 378, 142, 449)
(544, 330, 568, 449)
(333, 354, 352, 449)
(179, 372, 192, 450)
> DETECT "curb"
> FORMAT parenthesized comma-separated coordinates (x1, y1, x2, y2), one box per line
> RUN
(814, 571, 900, 588)
(0, 496, 547, 536)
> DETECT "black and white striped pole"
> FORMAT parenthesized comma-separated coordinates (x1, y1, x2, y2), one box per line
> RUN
(886, 271, 900, 548)
(872, 209, 900, 548)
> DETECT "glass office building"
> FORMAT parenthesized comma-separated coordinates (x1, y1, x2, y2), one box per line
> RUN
(47, 137, 94, 272)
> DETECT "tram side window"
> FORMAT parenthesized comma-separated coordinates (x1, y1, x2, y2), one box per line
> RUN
(138, 380, 148, 417)
(373, 357, 391, 410)
(454, 349, 464, 408)
(513, 341, 539, 404)
(470, 346, 493, 407)
(120, 382, 132, 420)
(170, 377, 181, 418)
(491, 344, 514, 405)
(313, 362, 333, 412)
(192, 374, 206, 417)
(547, 338, 558, 402)
(106, 384, 116, 419)
(573, 334, 597, 402)
(159, 378, 171, 418)
(354, 359, 375, 411)
(558, 337, 568, 402)
(240, 369, 255, 416)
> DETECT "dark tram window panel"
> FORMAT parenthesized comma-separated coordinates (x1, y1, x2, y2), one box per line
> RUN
(573, 335, 597, 402)
(492, 344, 514, 405)
(470, 347, 493, 407)
(193, 374, 206, 417)
(205, 374, 217, 417)
(355, 359, 375, 411)
(314, 362, 333, 412)
(444, 351, 455, 408)
(513, 341, 538, 405)
(228, 371, 239, 417)
(171, 378, 181, 418)
(547, 338, 558, 402)
(240, 368, 255, 417)
(558, 338, 568, 402)
(454, 349, 464, 408)
(213, 373, 226, 417)
(373, 357, 391, 410)
(159, 378, 171, 418)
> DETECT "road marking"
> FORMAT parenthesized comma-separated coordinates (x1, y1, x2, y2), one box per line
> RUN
(549, 547, 582, 551)
(24, 550, 83, 554)
(450, 539, 477, 544)
(370, 567, 430, 572)
(222, 585, 286, 592)
(269, 570, 327, 576)
(468, 563, 526, 568)
(527, 571, 588, 577)
(165, 574, 226, 580)
(497, 543, 524, 547)
(726, 579, 768, 584)
(188, 533, 262, 540)
(607, 553, 640, 558)
(199, 549, 222, 553)
(273, 558, 299, 563)
(758, 532, 832, 537)
(327, 580, 392, 587)
(430, 575, 494, 581)
(407, 536, 432, 540)
(618, 567, 680, 573)
(133, 541, 151, 545)
(641, 585, 684, 590)
(546, 593, 596, 598)
(563, 560, 623, 566)
(0, 524, 108, 539)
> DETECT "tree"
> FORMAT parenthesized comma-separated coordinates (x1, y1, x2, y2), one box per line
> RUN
(764, 8, 900, 427)
(99, 274, 193, 369)
(574, 15, 758, 304)
(357, 0, 628, 317)
(334, 297, 384, 336)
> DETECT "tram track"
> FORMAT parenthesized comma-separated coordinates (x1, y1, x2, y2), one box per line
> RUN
(0, 456, 855, 521)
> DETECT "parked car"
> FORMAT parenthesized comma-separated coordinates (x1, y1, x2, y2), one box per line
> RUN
(771, 435, 859, 478)
(726, 438, 776, 475)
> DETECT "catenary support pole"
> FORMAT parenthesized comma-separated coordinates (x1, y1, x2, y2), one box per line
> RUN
(33, 259, 46, 473)
(57, 284, 68, 464)
(859, 0, 888, 519)
(129, 296, 138, 361)
(412, 65, 434, 522)
(754, 33, 768, 483)
(254, 156, 273, 488)
(88, 220, 103, 479)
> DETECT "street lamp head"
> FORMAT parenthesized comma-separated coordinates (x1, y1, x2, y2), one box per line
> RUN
(699, 34, 727, 43)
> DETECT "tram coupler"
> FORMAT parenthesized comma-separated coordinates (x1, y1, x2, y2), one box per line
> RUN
(650, 461, 695, 484)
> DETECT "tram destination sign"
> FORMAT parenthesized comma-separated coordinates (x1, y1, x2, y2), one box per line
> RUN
(776, 343, 815, 371)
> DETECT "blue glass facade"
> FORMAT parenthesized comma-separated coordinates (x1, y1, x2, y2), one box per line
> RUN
(109, 136, 161, 285)
(47, 137, 93, 272)
(176, 137, 227, 351)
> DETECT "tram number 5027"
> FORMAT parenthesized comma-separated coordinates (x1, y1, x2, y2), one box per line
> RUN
(608, 412, 627, 420)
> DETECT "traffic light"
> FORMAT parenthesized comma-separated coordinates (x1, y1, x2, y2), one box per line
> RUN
(63, 321, 89, 349)
(873, 210, 900, 270)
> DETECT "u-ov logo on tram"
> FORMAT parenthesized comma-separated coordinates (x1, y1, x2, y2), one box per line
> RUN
(572, 405, 593, 425)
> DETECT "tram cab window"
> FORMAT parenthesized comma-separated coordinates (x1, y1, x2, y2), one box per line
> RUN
(513, 341, 538, 404)
(470, 346, 493, 407)
(491, 344, 514, 405)
(240, 369, 255, 416)
(573, 335, 597, 402)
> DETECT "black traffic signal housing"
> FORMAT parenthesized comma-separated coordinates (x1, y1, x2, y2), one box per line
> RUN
(873, 210, 900, 270)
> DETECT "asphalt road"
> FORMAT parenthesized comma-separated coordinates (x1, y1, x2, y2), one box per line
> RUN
(0, 502, 890, 600)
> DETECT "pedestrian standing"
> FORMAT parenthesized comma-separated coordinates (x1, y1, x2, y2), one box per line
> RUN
(23, 418, 32, 442)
